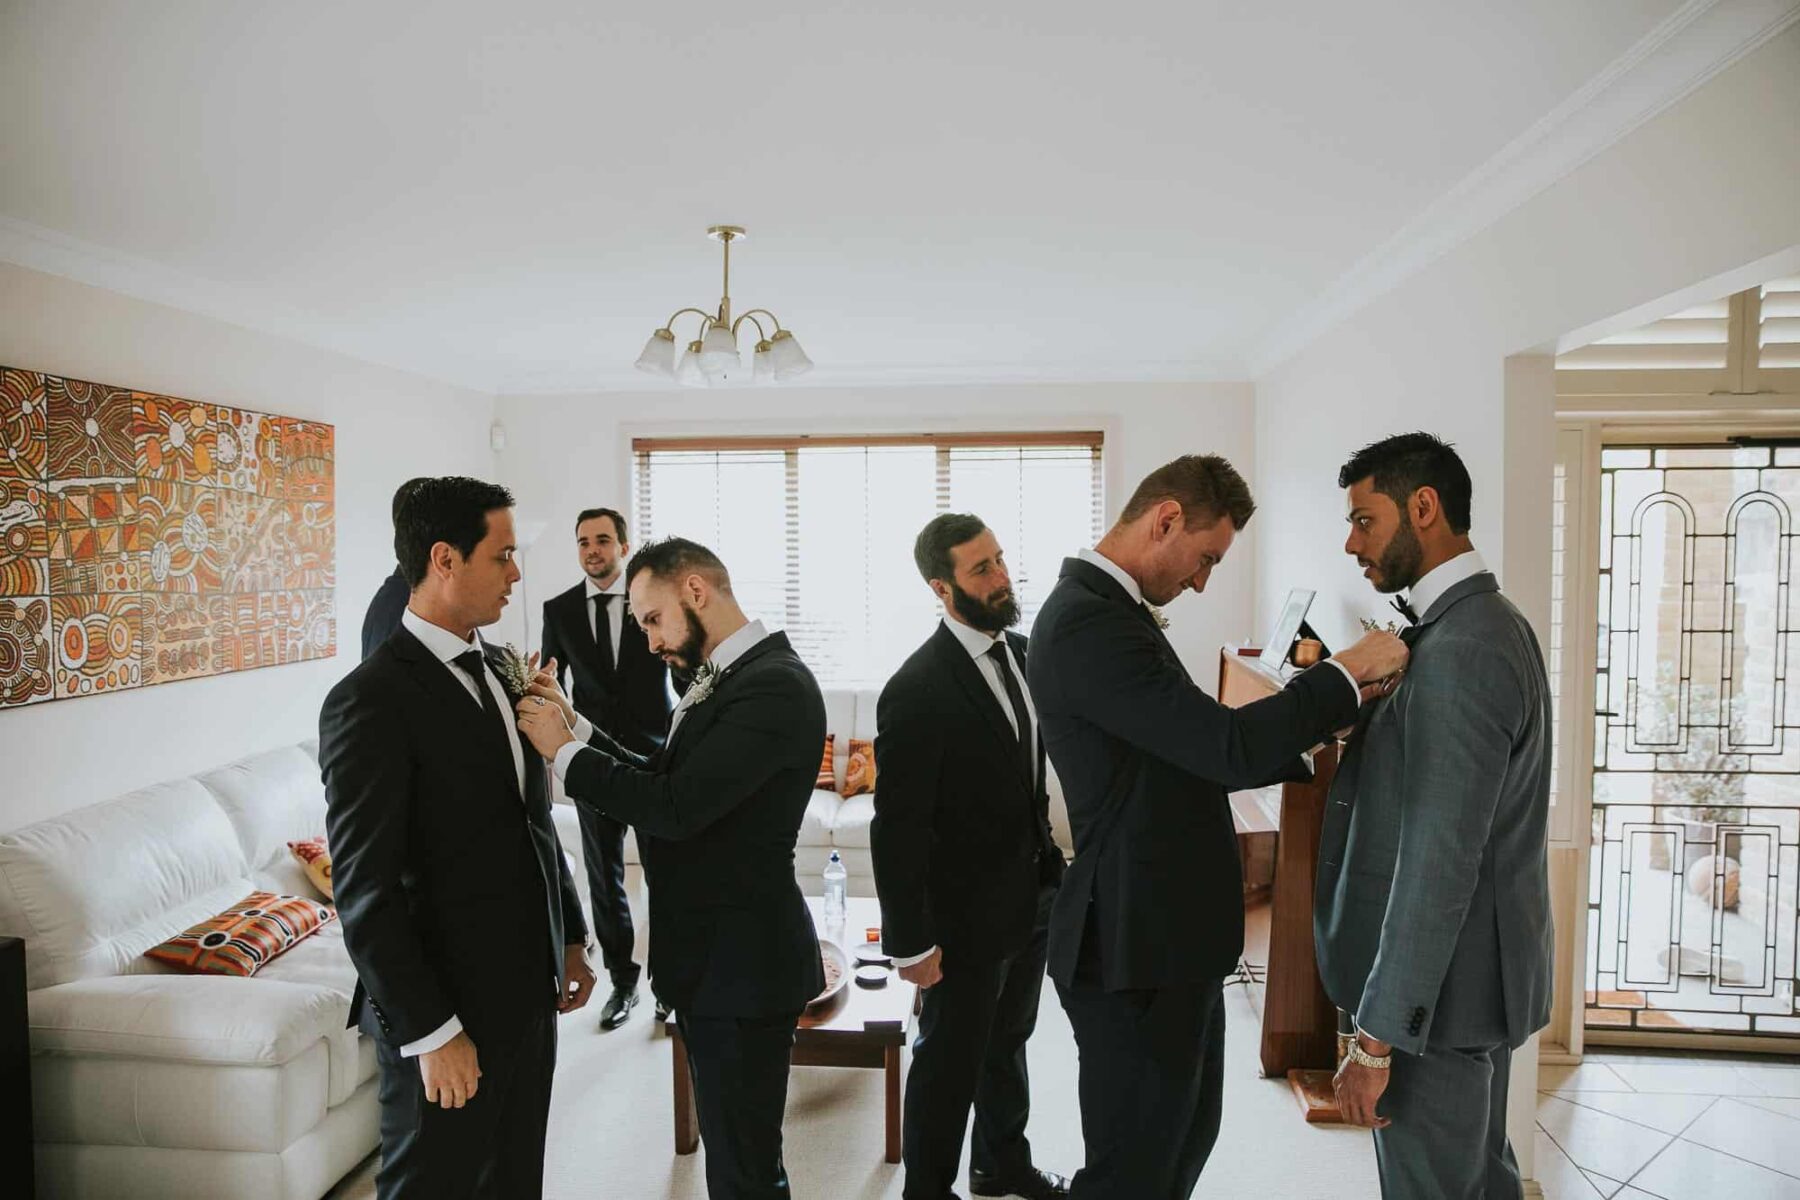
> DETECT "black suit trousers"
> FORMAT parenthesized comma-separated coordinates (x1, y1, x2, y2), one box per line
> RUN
(574, 800, 640, 990)
(1055, 956, 1226, 1200)
(903, 885, 1054, 1199)
(677, 1008, 802, 1200)
(372, 1008, 556, 1200)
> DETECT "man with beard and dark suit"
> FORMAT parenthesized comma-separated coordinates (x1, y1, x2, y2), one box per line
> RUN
(518, 537, 826, 1200)
(360, 477, 427, 659)
(1318, 433, 1552, 1198)
(873, 514, 1069, 1200)
(320, 476, 596, 1200)
(539, 506, 673, 1030)
(1027, 454, 1409, 1200)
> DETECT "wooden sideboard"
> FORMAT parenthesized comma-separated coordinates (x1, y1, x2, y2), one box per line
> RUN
(1218, 650, 1344, 1122)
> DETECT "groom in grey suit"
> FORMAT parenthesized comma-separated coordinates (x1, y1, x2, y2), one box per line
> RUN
(1316, 432, 1553, 1199)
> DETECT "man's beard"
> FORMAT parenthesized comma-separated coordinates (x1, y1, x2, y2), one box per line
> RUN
(583, 559, 615, 583)
(663, 599, 708, 671)
(951, 581, 1020, 633)
(1368, 515, 1425, 594)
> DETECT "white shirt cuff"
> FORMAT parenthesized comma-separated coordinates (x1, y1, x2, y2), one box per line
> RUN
(399, 1015, 462, 1058)
(571, 715, 594, 743)
(1325, 658, 1361, 706)
(552, 739, 586, 782)
(889, 946, 938, 968)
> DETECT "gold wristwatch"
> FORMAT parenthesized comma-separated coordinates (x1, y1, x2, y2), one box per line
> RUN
(1344, 1038, 1392, 1071)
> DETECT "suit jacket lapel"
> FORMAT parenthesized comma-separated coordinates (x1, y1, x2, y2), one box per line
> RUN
(933, 624, 1031, 790)
(391, 627, 516, 795)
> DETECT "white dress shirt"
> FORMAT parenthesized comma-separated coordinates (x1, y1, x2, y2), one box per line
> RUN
(585, 575, 626, 666)
(395, 607, 531, 1058)
(892, 615, 1041, 971)
(1078, 546, 1362, 704)
(1404, 549, 1489, 622)
(553, 619, 771, 781)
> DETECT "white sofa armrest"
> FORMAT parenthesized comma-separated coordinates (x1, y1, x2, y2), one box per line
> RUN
(29, 973, 352, 1066)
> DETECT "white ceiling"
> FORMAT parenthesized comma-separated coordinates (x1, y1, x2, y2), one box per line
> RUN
(0, 0, 1761, 392)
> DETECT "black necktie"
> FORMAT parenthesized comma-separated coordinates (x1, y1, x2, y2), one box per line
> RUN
(452, 648, 517, 793)
(1391, 595, 1419, 625)
(592, 593, 616, 672)
(986, 641, 1035, 788)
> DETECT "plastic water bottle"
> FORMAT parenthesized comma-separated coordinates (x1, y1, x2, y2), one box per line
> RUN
(822, 850, 847, 928)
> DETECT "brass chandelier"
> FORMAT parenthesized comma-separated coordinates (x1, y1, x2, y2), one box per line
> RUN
(634, 225, 813, 386)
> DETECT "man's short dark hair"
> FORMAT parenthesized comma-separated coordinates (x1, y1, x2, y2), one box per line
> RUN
(625, 537, 733, 595)
(395, 477, 514, 588)
(1118, 454, 1256, 530)
(575, 507, 628, 543)
(1337, 432, 1473, 535)
(913, 513, 989, 585)
(391, 477, 429, 524)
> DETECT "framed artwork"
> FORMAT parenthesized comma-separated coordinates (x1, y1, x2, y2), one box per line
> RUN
(1263, 587, 1316, 671)
(0, 365, 335, 708)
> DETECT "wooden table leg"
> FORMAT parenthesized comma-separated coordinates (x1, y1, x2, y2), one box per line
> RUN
(884, 1044, 902, 1164)
(671, 1022, 698, 1155)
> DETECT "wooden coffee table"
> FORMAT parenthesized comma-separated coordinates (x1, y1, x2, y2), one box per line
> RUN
(667, 896, 917, 1164)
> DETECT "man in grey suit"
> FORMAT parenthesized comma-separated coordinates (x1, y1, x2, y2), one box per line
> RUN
(1316, 432, 1554, 1199)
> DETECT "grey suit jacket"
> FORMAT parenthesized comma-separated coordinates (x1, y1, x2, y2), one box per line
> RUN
(1315, 570, 1554, 1054)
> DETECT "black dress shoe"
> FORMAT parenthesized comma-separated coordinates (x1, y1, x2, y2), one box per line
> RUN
(969, 1167, 1070, 1200)
(598, 986, 638, 1031)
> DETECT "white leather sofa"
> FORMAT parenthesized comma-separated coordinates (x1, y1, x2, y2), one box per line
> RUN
(0, 741, 374, 1200)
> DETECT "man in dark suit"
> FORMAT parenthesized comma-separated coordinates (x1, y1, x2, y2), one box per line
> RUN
(874, 514, 1069, 1200)
(518, 537, 825, 1200)
(539, 506, 673, 1029)
(360, 477, 426, 659)
(1027, 455, 1408, 1200)
(1319, 433, 1553, 1198)
(320, 476, 596, 1200)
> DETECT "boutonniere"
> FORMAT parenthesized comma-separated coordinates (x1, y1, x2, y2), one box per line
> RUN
(1144, 602, 1170, 630)
(1357, 617, 1403, 634)
(685, 661, 723, 707)
(492, 643, 534, 698)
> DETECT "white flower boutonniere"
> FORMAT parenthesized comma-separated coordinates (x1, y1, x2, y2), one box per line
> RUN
(1144, 602, 1171, 631)
(685, 661, 723, 708)
(1357, 617, 1403, 634)
(492, 643, 534, 698)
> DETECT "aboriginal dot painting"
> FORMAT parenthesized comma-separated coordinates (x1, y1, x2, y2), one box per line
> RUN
(0, 365, 335, 708)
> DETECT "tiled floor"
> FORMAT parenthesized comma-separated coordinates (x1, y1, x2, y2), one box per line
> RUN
(1538, 1049, 1800, 1199)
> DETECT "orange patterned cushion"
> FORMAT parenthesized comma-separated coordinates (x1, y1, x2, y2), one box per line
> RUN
(144, 891, 335, 977)
(840, 738, 878, 798)
(816, 734, 836, 790)
(288, 837, 335, 900)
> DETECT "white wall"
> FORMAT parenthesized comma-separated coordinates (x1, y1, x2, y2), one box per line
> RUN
(493, 382, 1260, 683)
(1253, 25, 1800, 647)
(0, 263, 496, 830)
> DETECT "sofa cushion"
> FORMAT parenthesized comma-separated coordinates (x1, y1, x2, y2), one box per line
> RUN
(287, 837, 334, 900)
(800, 789, 842, 848)
(823, 688, 857, 784)
(29, 973, 350, 1066)
(144, 891, 336, 977)
(830, 792, 875, 849)
(197, 745, 327, 872)
(0, 777, 254, 989)
(840, 737, 877, 798)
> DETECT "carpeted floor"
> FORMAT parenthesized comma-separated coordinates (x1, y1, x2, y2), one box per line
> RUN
(327, 964, 1381, 1199)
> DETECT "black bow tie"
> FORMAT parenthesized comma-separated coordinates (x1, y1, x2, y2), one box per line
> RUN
(1391, 595, 1419, 625)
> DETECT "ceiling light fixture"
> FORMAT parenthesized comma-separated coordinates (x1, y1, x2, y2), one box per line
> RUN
(634, 225, 812, 386)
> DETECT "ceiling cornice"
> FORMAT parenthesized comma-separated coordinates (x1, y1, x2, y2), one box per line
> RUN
(1245, 0, 1800, 379)
(500, 358, 1251, 395)
(0, 213, 502, 394)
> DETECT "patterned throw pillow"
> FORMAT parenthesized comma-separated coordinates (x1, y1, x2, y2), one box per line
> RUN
(288, 837, 334, 900)
(816, 734, 837, 790)
(145, 891, 336, 977)
(840, 738, 878, 798)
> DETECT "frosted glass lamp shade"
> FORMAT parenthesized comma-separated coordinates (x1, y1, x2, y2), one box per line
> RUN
(699, 322, 742, 380)
(752, 340, 775, 383)
(634, 328, 678, 377)
(768, 330, 813, 380)
(676, 341, 707, 387)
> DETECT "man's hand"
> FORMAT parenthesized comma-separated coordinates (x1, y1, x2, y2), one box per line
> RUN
(898, 947, 943, 989)
(1333, 1032, 1393, 1129)
(419, 1030, 481, 1110)
(1332, 630, 1409, 686)
(527, 657, 578, 729)
(560, 943, 597, 1013)
(516, 693, 576, 759)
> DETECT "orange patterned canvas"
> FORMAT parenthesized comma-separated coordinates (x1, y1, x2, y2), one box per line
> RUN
(0, 365, 335, 708)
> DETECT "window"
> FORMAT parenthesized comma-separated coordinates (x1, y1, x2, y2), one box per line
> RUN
(1557, 279, 1800, 397)
(632, 433, 1104, 687)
